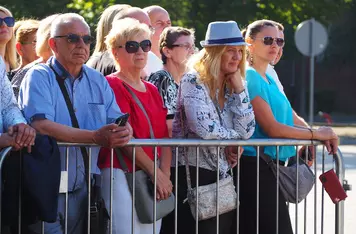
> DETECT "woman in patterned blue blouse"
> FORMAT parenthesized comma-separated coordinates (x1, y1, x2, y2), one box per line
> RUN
(171, 21, 255, 234)
(148, 26, 195, 137)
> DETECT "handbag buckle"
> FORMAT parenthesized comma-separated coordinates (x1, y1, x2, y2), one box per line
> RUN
(90, 205, 98, 214)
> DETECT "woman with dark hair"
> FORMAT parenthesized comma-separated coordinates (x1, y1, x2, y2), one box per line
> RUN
(148, 26, 195, 136)
(236, 19, 339, 234)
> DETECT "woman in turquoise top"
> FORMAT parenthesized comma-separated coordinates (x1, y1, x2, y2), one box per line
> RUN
(233, 20, 339, 234)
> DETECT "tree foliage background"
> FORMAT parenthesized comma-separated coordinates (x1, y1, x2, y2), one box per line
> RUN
(2, 0, 356, 115)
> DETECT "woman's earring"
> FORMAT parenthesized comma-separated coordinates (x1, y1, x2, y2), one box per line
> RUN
(250, 54, 254, 66)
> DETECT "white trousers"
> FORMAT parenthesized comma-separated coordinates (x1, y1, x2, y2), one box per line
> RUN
(101, 168, 162, 234)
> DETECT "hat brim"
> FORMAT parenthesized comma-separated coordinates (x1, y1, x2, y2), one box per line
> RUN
(200, 41, 250, 47)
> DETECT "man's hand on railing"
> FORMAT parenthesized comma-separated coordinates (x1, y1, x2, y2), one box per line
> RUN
(92, 123, 132, 148)
(225, 146, 244, 168)
(7, 123, 36, 152)
(151, 168, 173, 201)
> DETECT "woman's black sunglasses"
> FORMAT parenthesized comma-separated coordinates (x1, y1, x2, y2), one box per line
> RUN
(54, 34, 94, 45)
(0, 17, 15, 27)
(119, 40, 152, 54)
(257, 36, 285, 47)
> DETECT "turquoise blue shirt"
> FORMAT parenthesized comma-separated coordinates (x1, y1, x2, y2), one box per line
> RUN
(243, 67, 296, 161)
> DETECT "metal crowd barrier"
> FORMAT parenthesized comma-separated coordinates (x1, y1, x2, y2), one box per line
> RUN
(0, 139, 351, 234)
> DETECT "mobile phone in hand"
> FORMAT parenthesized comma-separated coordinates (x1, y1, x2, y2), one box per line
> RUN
(115, 113, 130, 126)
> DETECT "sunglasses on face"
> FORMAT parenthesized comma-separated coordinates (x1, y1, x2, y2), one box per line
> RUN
(0, 17, 15, 27)
(257, 36, 285, 47)
(54, 34, 94, 45)
(119, 40, 152, 54)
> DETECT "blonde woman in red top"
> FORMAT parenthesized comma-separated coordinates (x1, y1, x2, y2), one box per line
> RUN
(98, 18, 172, 234)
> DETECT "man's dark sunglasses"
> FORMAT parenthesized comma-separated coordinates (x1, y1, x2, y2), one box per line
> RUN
(119, 40, 152, 54)
(54, 34, 94, 45)
(258, 36, 285, 47)
(0, 17, 15, 27)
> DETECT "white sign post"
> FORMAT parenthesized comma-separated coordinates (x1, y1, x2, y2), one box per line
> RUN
(295, 18, 328, 126)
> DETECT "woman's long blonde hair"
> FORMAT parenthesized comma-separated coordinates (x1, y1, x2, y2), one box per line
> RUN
(94, 4, 131, 53)
(191, 45, 246, 101)
(0, 6, 17, 70)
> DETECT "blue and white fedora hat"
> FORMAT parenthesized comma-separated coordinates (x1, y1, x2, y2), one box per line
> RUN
(200, 21, 249, 47)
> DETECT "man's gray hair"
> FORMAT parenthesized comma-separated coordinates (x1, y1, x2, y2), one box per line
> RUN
(50, 13, 90, 37)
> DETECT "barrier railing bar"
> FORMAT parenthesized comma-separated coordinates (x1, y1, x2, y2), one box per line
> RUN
(335, 148, 346, 234)
(64, 147, 69, 234)
(256, 145, 260, 234)
(296, 145, 299, 234)
(314, 146, 317, 234)
(109, 149, 113, 234)
(132, 147, 136, 234)
(0, 146, 13, 230)
(276, 145, 280, 234)
(87, 147, 92, 234)
(174, 146, 179, 234)
(153, 146, 158, 234)
(216, 146, 220, 234)
(321, 146, 325, 234)
(57, 139, 321, 147)
(236, 146, 241, 234)
(195, 147, 199, 234)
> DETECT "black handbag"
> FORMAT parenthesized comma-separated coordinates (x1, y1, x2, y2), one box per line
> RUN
(49, 65, 109, 233)
(1, 135, 61, 228)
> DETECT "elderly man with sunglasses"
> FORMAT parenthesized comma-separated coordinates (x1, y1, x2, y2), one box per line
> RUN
(18, 13, 132, 234)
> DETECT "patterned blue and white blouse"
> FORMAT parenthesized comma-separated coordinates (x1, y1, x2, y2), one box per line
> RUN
(172, 70, 255, 174)
(0, 56, 26, 133)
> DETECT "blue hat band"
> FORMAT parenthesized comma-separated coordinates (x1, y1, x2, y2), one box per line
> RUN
(205, 37, 245, 45)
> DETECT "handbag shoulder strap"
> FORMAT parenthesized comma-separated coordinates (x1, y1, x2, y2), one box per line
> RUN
(257, 146, 274, 165)
(115, 81, 155, 172)
(49, 64, 89, 184)
(122, 82, 155, 139)
(177, 85, 193, 191)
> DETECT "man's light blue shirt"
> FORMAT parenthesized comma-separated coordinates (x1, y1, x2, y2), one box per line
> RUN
(19, 56, 123, 192)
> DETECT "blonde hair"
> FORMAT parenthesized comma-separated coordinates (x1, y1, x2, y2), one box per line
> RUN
(105, 18, 151, 68)
(191, 46, 246, 100)
(15, 20, 39, 44)
(0, 6, 17, 70)
(36, 14, 61, 58)
(94, 4, 131, 53)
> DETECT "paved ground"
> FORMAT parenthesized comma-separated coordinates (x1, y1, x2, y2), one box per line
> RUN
(288, 126, 356, 234)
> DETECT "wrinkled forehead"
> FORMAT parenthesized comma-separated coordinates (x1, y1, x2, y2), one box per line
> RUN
(56, 20, 90, 36)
